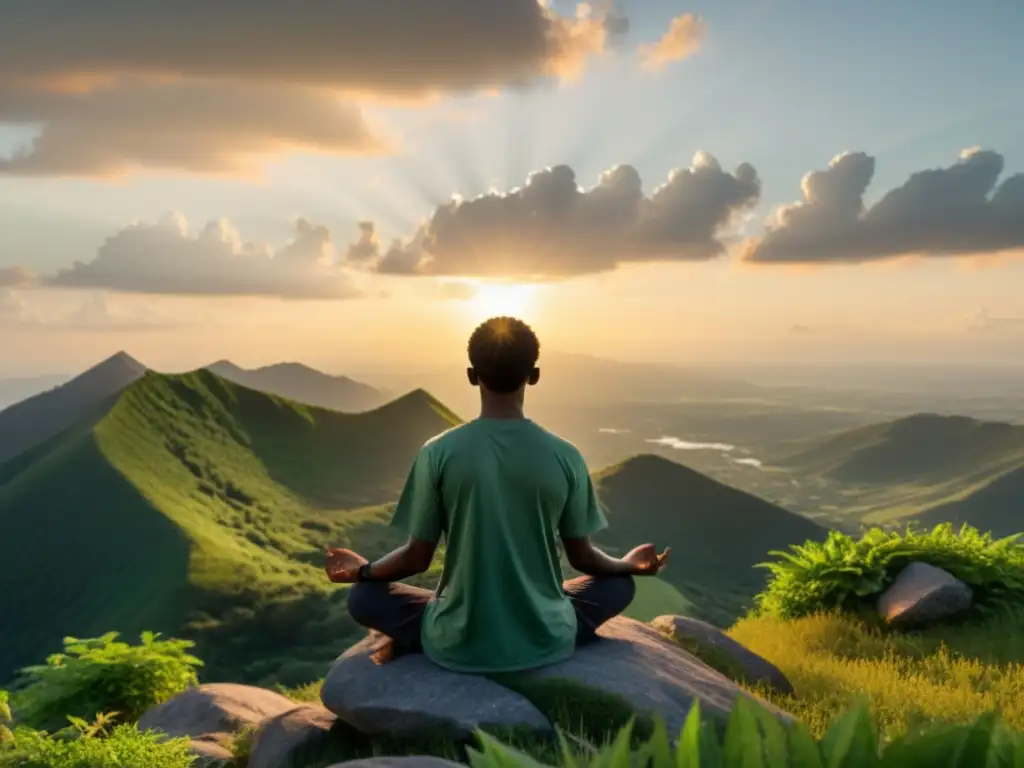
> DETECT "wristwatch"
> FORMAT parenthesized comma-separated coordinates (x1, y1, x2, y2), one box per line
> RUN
(357, 563, 373, 582)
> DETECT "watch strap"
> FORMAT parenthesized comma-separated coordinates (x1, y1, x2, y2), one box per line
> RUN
(358, 562, 373, 582)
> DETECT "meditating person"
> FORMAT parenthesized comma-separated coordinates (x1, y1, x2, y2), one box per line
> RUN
(324, 315, 669, 673)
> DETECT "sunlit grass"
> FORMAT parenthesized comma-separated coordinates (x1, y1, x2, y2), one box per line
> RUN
(728, 611, 1024, 740)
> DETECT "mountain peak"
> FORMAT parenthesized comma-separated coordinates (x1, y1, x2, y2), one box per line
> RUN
(95, 351, 146, 375)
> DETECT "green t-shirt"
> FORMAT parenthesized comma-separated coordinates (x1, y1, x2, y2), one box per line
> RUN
(389, 418, 608, 673)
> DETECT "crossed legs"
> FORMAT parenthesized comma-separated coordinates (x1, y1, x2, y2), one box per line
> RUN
(346, 574, 636, 660)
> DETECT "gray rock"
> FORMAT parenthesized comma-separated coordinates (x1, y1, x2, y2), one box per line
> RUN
(323, 617, 790, 740)
(326, 759, 464, 768)
(322, 634, 552, 738)
(877, 562, 974, 628)
(137, 683, 298, 763)
(249, 704, 338, 768)
(649, 614, 794, 695)
(521, 617, 790, 734)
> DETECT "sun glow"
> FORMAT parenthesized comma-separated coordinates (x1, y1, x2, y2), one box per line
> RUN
(463, 282, 540, 321)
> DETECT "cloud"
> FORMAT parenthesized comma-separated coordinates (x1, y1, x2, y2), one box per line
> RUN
(0, 289, 181, 331)
(639, 13, 707, 70)
(0, 1, 627, 176)
(745, 148, 1024, 264)
(0, 1, 622, 94)
(0, 80, 389, 176)
(350, 152, 760, 279)
(41, 214, 362, 299)
(0, 266, 36, 287)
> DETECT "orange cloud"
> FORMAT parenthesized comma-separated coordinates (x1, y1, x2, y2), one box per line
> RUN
(639, 13, 707, 71)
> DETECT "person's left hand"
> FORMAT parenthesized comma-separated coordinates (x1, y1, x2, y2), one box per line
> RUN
(324, 547, 368, 583)
(623, 543, 671, 575)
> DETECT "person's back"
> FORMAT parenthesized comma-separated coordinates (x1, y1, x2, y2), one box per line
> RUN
(327, 316, 669, 673)
(395, 418, 601, 672)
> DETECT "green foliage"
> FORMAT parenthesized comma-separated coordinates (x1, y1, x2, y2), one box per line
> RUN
(0, 691, 12, 744)
(10, 632, 201, 732)
(0, 723, 194, 768)
(754, 523, 1024, 619)
(468, 698, 1024, 768)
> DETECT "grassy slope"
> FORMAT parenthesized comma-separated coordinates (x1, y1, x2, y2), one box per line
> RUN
(0, 370, 458, 687)
(729, 611, 1024, 740)
(593, 454, 827, 626)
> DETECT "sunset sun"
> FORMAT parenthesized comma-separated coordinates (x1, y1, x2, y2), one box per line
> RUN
(464, 282, 539, 321)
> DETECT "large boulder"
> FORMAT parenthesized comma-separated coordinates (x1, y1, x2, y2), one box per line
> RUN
(650, 615, 794, 695)
(248, 704, 338, 768)
(321, 633, 552, 738)
(322, 617, 791, 739)
(520, 617, 791, 735)
(877, 562, 974, 628)
(137, 683, 298, 763)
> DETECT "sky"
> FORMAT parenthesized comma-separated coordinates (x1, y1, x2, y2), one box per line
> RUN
(1, 0, 1023, 376)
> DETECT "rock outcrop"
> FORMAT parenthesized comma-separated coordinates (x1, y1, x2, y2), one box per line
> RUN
(650, 614, 794, 695)
(321, 632, 552, 738)
(137, 683, 298, 764)
(877, 562, 974, 628)
(322, 617, 791, 739)
(248, 704, 338, 768)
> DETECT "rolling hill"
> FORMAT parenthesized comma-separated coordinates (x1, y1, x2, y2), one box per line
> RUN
(206, 360, 388, 413)
(592, 454, 828, 626)
(0, 369, 459, 688)
(777, 414, 1024, 529)
(0, 352, 146, 463)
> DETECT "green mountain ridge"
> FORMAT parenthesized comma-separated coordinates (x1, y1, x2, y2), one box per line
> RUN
(0, 351, 146, 463)
(781, 413, 1024, 485)
(777, 413, 1024, 528)
(592, 454, 827, 626)
(0, 369, 459, 688)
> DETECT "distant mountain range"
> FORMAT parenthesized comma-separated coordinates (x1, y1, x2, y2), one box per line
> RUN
(0, 369, 458, 687)
(780, 413, 1024, 535)
(206, 360, 388, 414)
(0, 352, 147, 463)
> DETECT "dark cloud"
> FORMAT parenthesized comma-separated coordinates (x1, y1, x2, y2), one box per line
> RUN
(745, 148, 1024, 264)
(0, 1, 624, 176)
(0, 266, 36, 287)
(0, 80, 388, 176)
(45, 214, 361, 299)
(0, 1, 617, 93)
(350, 152, 760, 278)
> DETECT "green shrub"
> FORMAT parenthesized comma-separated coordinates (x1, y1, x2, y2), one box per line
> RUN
(10, 632, 201, 732)
(754, 523, 1024, 619)
(469, 697, 1024, 768)
(0, 691, 12, 744)
(0, 723, 193, 768)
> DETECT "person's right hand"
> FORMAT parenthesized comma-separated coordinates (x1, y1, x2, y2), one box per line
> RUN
(623, 543, 671, 575)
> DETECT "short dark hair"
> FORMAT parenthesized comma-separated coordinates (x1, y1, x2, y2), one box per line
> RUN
(468, 316, 540, 394)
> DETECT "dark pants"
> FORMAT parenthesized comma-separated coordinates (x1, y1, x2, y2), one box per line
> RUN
(347, 575, 636, 661)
